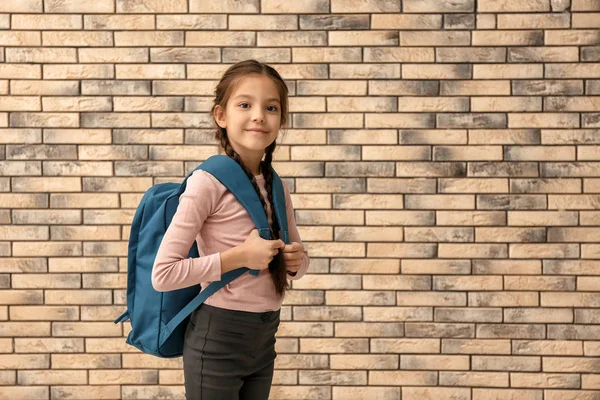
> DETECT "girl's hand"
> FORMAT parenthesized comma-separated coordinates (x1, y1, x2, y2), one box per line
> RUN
(242, 229, 285, 271)
(282, 242, 305, 274)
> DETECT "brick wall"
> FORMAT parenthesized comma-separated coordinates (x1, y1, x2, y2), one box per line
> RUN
(1, 0, 600, 399)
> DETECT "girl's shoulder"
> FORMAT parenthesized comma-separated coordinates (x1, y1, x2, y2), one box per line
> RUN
(184, 169, 229, 199)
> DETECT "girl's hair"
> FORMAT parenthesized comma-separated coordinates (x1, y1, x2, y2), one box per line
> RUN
(211, 59, 290, 297)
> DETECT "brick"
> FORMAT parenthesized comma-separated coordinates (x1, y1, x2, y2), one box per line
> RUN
(330, 259, 399, 274)
(270, 386, 330, 400)
(44, 65, 114, 80)
(326, 291, 395, 305)
(189, 0, 258, 12)
(479, 0, 550, 11)
(473, 30, 543, 46)
(117, 0, 186, 12)
(546, 30, 600, 45)
(293, 47, 362, 62)
(395, 162, 464, 177)
(229, 15, 297, 30)
(473, 64, 543, 79)
(400, 31, 470, 47)
(115, 31, 183, 46)
(440, 371, 509, 387)
(45, 290, 111, 305)
(442, 339, 511, 354)
(441, 80, 510, 95)
(371, 338, 440, 354)
(403, 195, 474, 210)
(573, 0, 600, 10)
(0, 323, 50, 337)
(0, 96, 41, 111)
(14, 15, 80, 30)
(445, 14, 475, 29)
(547, 63, 600, 78)
(524, 80, 583, 97)
(364, 306, 432, 322)
(510, 47, 580, 63)
(543, 357, 600, 372)
(472, 97, 541, 112)
(0, 65, 41, 80)
(83, 177, 151, 192)
(11, 80, 79, 96)
(82, 80, 150, 96)
(334, 226, 402, 241)
(498, 13, 569, 29)
(301, 338, 368, 353)
(10, 306, 78, 321)
(0, 32, 40, 46)
(405, 323, 475, 338)
(402, 387, 471, 400)
(404, 0, 474, 12)
(10, 113, 79, 128)
(473, 356, 541, 371)
(85, 15, 155, 30)
(477, 323, 546, 339)
(187, 31, 255, 46)
(116, 64, 184, 80)
(508, 212, 578, 226)
(335, 322, 404, 337)
(12, 178, 80, 193)
(473, 389, 542, 400)
(509, 113, 579, 128)
(293, 306, 362, 321)
(301, 14, 370, 30)
(153, 81, 215, 96)
(511, 373, 580, 388)
(402, 260, 471, 275)
(0, 387, 49, 399)
(403, 64, 471, 79)
(329, 31, 398, 46)
(0, 0, 42, 12)
(262, 0, 329, 13)
(7, 145, 77, 160)
(43, 31, 112, 47)
(156, 16, 224, 31)
(18, 370, 87, 385)
(437, 47, 505, 63)
(513, 340, 583, 356)
(404, 226, 473, 241)
(583, 46, 600, 61)
(364, 47, 434, 63)
(332, 387, 399, 399)
(574, 13, 600, 28)
(402, 354, 470, 370)
(89, 369, 157, 385)
(45, 0, 114, 13)
(51, 354, 120, 369)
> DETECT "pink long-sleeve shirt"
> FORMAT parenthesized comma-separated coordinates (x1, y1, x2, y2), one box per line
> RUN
(151, 168, 310, 313)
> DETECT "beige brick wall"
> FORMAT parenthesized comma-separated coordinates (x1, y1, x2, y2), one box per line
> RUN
(1, 0, 600, 399)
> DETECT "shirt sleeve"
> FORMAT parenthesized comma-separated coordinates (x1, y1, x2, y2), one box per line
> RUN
(281, 180, 310, 281)
(151, 170, 223, 292)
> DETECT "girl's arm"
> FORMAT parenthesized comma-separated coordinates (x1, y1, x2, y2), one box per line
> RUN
(151, 170, 224, 292)
(282, 180, 310, 280)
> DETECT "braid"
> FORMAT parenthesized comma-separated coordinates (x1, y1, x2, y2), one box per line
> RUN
(263, 141, 289, 295)
(219, 128, 288, 296)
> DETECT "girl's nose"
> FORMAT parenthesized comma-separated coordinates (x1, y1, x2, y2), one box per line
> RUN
(252, 110, 265, 122)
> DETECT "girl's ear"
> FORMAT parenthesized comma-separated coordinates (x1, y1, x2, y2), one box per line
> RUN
(214, 105, 227, 129)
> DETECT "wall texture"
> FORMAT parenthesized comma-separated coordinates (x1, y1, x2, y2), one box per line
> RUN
(1, 0, 600, 399)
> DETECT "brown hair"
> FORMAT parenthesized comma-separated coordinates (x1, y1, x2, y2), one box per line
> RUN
(211, 59, 290, 297)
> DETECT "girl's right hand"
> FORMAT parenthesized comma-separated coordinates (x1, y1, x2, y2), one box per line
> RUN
(242, 229, 285, 271)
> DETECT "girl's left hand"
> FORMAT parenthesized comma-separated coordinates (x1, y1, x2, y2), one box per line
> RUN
(281, 242, 305, 273)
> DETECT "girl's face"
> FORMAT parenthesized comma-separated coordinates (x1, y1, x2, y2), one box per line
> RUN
(214, 74, 282, 160)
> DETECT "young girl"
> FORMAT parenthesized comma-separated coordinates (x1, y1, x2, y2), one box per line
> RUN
(151, 60, 310, 400)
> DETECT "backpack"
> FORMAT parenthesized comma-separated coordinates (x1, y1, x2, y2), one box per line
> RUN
(113, 154, 290, 358)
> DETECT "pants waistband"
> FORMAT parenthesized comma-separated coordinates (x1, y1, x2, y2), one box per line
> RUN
(200, 303, 280, 324)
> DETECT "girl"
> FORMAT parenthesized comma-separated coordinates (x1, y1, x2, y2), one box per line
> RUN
(151, 60, 310, 400)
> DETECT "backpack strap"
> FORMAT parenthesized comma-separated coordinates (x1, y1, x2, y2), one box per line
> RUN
(161, 266, 249, 347)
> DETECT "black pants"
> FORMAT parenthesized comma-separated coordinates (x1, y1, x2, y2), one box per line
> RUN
(183, 303, 281, 400)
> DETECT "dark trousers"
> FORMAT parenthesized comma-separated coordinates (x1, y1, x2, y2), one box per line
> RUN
(183, 303, 281, 400)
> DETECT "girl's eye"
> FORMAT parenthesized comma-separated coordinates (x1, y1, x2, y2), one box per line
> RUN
(267, 105, 278, 112)
(239, 103, 250, 108)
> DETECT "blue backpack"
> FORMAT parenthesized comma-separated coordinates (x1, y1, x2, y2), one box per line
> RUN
(114, 154, 290, 358)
